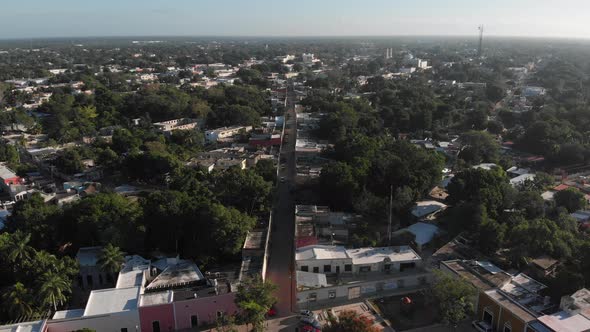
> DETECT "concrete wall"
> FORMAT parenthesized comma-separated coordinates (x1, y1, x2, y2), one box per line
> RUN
(173, 293, 238, 329)
(46, 311, 139, 332)
(139, 303, 175, 332)
(297, 272, 430, 305)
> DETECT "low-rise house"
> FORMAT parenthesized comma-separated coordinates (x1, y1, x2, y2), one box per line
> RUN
(295, 245, 429, 306)
(396, 222, 441, 250)
(441, 259, 555, 332)
(529, 256, 560, 279)
(0, 164, 23, 192)
(205, 126, 253, 143)
(153, 118, 201, 134)
(411, 200, 447, 220)
(531, 288, 590, 332)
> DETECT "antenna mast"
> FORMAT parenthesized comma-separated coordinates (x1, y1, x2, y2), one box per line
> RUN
(477, 25, 484, 57)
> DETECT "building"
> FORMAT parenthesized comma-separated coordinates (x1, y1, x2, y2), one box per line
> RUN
(295, 245, 429, 306)
(153, 118, 201, 134)
(302, 53, 315, 64)
(0, 164, 23, 192)
(396, 222, 441, 250)
(0, 320, 46, 332)
(530, 288, 590, 332)
(76, 246, 113, 290)
(441, 259, 555, 332)
(411, 201, 447, 220)
(46, 255, 238, 332)
(205, 126, 253, 143)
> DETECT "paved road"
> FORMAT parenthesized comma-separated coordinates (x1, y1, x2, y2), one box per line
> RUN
(265, 86, 298, 317)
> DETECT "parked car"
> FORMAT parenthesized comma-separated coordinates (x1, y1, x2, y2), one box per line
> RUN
(472, 320, 493, 332)
(280, 176, 286, 183)
(299, 316, 321, 329)
(299, 310, 316, 318)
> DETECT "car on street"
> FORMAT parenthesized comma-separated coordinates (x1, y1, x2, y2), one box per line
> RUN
(299, 316, 321, 329)
(280, 176, 286, 183)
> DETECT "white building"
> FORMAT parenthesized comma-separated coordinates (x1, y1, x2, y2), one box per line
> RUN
(296, 245, 422, 275)
(295, 245, 429, 306)
(302, 53, 315, 64)
(153, 118, 201, 134)
(205, 126, 253, 143)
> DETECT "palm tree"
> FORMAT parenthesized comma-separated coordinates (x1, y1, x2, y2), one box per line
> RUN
(38, 271, 71, 312)
(97, 243, 125, 282)
(2, 282, 34, 319)
(7, 231, 35, 271)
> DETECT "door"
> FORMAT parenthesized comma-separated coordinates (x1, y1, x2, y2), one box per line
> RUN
(336, 266, 340, 273)
(191, 315, 199, 328)
(348, 286, 361, 300)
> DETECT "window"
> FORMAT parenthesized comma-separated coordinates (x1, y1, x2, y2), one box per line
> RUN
(121, 329, 128, 332)
(323, 265, 332, 273)
(313, 267, 319, 273)
(309, 293, 317, 302)
(503, 323, 512, 332)
(384, 264, 391, 271)
(301, 266, 309, 272)
(400, 262, 416, 272)
(86, 275, 93, 287)
(329, 291, 336, 299)
(483, 308, 493, 325)
(191, 315, 198, 328)
(336, 266, 340, 273)
(344, 264, 352, 272)
(152, 321, 161, 332)
(359, 266, 371, 272)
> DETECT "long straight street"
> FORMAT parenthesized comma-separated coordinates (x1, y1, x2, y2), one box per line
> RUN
(265, 86, 298, 317)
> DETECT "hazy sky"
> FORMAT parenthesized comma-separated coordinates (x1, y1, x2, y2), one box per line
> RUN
(2, 0, 590, 39)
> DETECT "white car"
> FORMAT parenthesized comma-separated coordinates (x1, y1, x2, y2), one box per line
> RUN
(280, 177, 286, 183)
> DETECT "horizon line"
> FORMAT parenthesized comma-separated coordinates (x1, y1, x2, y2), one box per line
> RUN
(1, 33, 589, 42)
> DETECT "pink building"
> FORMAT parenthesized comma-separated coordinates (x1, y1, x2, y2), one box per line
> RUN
(139, 289, 237, 331)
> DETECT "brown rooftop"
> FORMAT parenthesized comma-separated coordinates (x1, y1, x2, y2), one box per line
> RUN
(441, 260, 511, 291)
(531, 256, 559, 270)
(486, 289, 537, 323)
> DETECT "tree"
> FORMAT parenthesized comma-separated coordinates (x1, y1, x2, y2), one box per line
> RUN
(2, 282, 34, 319)
(319, 162, 359, 210)
(235, 276, 277, 332)
(212, 168, 272, 214)
(458, 131, 500, 165)
(97, 243, 125, 276)
(324, 310, 379, 332)
(431, 270, 476, 326)
(254, 159, 276, 183)
(6, 231, 35, 271)
(555, 188, 587, 213)
(485, 83, 506, 103)
(37, 271, 71, 311)
(447, 167, 514, 219)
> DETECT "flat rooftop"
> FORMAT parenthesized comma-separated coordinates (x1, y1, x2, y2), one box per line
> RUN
(243, 230, 266, 250)
(0, 320, 45, 332)
(75, 246, 102, 267)
(537, 311, 590, 332)
(52, 309, 84, 319)
(441, 260, 511, 291)
(486, 289, 537, 323)
(145, 261, 205, 292)
(83, 286, 140, 316)
(348, 246, 421, 265)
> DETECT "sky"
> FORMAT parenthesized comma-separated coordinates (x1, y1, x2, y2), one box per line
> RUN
(1, 0, 590, 39)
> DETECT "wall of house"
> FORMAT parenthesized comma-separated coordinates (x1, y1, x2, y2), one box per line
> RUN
(173, 293, 238, 329)
(46, 311, 139, 332)
(138, 303, 175, 332)
(297, 272, 430, 306)
(477, 292, 501, 328)
(497, 306, 528, 332)
(296, 258, 353, 274)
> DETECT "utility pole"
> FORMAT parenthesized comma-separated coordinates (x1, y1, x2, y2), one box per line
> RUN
(387, 185, 393, 246)
(477, 25, 484, 57)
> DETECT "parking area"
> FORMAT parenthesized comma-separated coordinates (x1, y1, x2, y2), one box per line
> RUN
(371, 292, 439, 331)
(310, 301, 392, 331)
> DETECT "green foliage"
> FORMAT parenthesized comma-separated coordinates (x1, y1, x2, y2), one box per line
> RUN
(458, 130, 500, 165)
(97, 244, 125, 274)
(211, 167, 272, 214)
(431, 270, 476, 326)
(554, 188, 587, 213)
(235, 276, 277, 332)
(324, 310, 380, 332)
(254, 159, 276, 183)
(447, 167, 514, 219)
